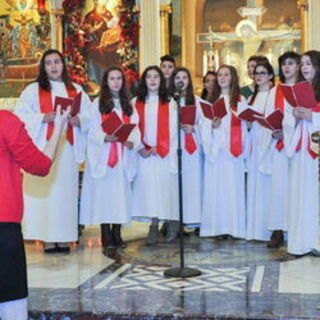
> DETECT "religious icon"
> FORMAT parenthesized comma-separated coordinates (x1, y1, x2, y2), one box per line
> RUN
(82, 0, 121, 87)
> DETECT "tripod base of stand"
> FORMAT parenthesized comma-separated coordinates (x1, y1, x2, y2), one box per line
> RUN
(164, 267, 201, 278)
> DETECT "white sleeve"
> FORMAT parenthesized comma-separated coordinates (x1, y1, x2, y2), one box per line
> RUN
(14, 83, 46, 146)
(87, 100, 109, 178)
(72, 85, 92, 163)
(123, 107, 141, 181)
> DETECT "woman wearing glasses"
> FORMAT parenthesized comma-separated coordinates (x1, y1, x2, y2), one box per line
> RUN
(246, 60, 275, 241)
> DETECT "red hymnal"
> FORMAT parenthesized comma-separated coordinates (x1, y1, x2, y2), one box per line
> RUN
(200, 101, 214, 120)
(253, 109, 284, 130)
(54, 96, 73, 112)
(280, 81, 317, 108)
(101, 111, 136, 142)
(180, 105, 196, 125)
(238, 107, 263, 122)
(71, 92, 82, 116)
(54, 92, 82, 115)
(212, 97, 227, 118)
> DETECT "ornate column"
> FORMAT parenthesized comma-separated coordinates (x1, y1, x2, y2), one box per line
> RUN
(297, 0, 308, 51)
(160, 4, 172, 55)
(50, 9, 64, 52)
(305, 0, 320, 50)
(139, 0, 161, 72)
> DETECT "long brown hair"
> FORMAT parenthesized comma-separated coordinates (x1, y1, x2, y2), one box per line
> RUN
(136, 66, 168, 104)
(99, 66, 132, 116)
(36, 49, 73, 91)
(169, 67, 195, 105)
(209, 64, 240, 108)
(302, 50, 320, 102)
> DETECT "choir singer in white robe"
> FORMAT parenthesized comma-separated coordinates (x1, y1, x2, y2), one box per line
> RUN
(15, 49, 91, 253)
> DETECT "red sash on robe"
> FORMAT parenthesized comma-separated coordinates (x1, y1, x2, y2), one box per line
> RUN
(135, 100, 170, 158)
(101, 111, 130, 168)
(274, 86, 285, 151)
(39, 85, 78, 145)
(230, 97, 242, 157)
(183, 102, 197, 155)
(295, 103, 320, 159)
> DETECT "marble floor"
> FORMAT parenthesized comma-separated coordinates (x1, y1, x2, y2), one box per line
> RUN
(26, 223, 320, 320)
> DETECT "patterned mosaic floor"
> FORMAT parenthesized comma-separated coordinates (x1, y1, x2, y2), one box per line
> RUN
(26, 224, 320, 320)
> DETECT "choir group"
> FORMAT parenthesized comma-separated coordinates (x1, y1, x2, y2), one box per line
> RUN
(15, 49, 320, 258)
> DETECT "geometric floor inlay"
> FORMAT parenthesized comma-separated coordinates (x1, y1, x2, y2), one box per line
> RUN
(97, 265, 251, 292)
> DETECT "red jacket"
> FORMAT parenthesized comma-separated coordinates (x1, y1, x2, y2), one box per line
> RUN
(0, 111, 52, 223)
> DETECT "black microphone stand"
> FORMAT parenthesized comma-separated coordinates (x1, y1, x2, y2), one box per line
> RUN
(164, 91, 202, 278)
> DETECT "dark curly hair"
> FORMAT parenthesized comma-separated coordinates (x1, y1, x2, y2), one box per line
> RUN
(98, 66, 132, 116)
(36, 49, 73, 91)
(136, 66, 168, 104)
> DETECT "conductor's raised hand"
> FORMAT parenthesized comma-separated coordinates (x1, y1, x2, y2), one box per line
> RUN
(54, 105, 71, 129)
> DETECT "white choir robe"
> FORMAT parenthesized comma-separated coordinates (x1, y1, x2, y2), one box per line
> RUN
(199, 95, 247, 238)
(79, 98, 140, 225)
(131, 95, 179, 221)
(245, 91, 272, 241)
(285, 111, 320, 255)
(259, 85, 296, 233)
(14, 81, 91, 242)
(180, 96, 204, 225)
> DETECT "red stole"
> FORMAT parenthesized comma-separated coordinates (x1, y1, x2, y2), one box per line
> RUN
(183, 102, 197, 155)
(135, 100, 170, 158)
(39, 85, 78, 145)
(274, 86, 285, 151)
(230, 97, 242, 157)
(101, 111, 130, 168)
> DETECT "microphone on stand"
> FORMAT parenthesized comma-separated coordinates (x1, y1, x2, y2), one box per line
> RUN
(164, 80, 201, 279)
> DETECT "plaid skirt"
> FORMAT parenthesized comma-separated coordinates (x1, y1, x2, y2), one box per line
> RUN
(0, 223, 28, 302)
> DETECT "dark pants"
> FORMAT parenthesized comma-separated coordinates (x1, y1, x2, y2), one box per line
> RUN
(0, 223, 28, 303)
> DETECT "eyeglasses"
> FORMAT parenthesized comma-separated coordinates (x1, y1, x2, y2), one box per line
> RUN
(253, 71, 269, 76)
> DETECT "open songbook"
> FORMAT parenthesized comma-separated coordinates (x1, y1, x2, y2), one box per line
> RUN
(252, 109, 284, 130)
(236, 102, 263, 122)
(101, 111, 136, 143)
(280, 81, 317, 108)
(180, 105, 196, 125)
(54, 92, 82, 116)
(200, 97, 227, 120)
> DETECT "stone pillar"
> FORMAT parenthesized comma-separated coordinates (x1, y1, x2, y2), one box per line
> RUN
(50, 9, 64, 52)
(160, 4, 172, 56)
(139, 0, 161, 72)
(306, 0, 320, 50)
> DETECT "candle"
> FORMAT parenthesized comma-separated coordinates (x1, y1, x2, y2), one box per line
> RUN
(203, 50, 208, 76)
(215, 50, 219, 70)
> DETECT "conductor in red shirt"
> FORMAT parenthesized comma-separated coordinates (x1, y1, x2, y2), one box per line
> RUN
(0, 106, 70, 320)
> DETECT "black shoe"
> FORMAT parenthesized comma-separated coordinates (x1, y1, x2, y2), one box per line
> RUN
(44, 247, 59, 254)
(112, 224, 127, 248)
(101, 223, 115, 248)
(56, 246, 71, 254)
(267, 230, 284, 248)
